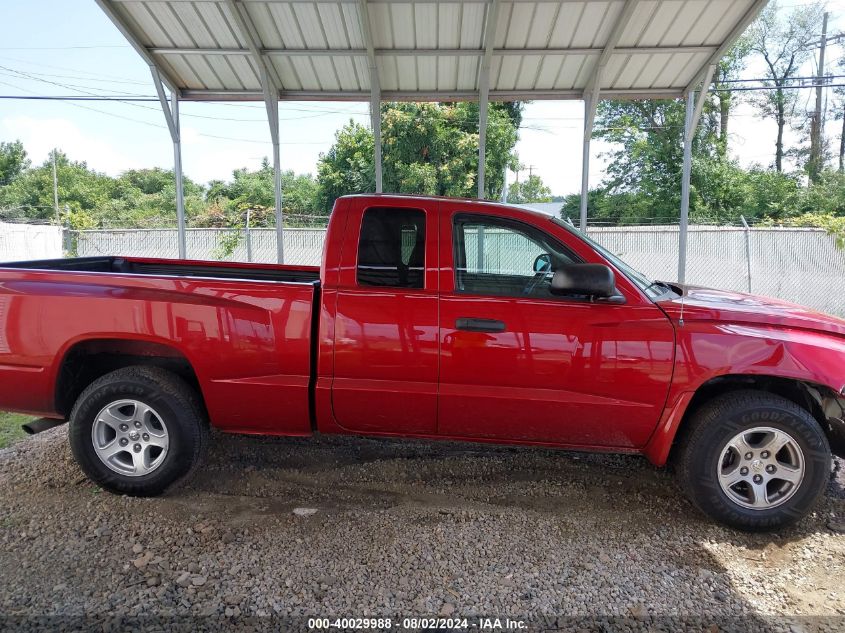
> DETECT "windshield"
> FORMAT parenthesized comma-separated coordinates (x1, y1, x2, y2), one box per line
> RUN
(550, 217, 672, 299)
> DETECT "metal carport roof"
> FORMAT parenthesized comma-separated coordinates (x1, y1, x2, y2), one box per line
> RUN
(98, 0, 763, 101)
(95, 0, 768, 278)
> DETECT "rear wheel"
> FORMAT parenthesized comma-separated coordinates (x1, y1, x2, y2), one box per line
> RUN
(69, 366, 208, 496)
(677, 390, 830, 531)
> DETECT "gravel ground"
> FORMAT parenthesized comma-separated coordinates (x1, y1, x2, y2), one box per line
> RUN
(0, 426, 844, 632)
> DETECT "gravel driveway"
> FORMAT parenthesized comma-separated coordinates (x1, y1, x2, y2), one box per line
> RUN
(0, 427, 843, 632)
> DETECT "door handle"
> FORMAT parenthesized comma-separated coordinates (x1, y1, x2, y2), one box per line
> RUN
(455, 317, 506, 333)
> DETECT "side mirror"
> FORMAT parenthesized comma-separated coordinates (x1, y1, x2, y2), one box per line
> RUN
(551, 264, 616, 298)
(533, 253, 551, 273)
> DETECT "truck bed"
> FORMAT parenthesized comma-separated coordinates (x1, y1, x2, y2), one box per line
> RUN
(0, 255, 320, 435)
(1, 256, 320, 284)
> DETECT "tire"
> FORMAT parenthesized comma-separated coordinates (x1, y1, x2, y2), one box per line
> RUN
(69, 366, 208, 496)
(677, 390, 831, 531)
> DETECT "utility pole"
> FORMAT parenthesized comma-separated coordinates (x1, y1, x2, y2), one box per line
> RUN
(840, 102, 845, 173)
(52, 149, 60, 226)
(809, 12, 829, 183)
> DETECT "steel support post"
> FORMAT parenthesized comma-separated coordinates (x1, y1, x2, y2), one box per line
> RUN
(580, 93, 597, 232)
(151, 67, 186, 259)
(265, 93, 284, 264)
(678, 91, 695, 284)
(371, 84, 383, 193)
(477, 93, 489, 199)
(741, 215, 752, 293)
(476, 0, 500, 200)
(171, 93, 186, 259)
(679, 64, 715, 283)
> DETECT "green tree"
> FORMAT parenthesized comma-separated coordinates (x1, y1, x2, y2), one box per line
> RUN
(317, 102, 520, 210)
(506, 174, 553, 204)
(712, 39, 752, 158)
(0, 151, 114, 222)
(205, 159, 321, 226)
(316, 122, 376, 211)
(590, 98, 720, 222)
(0, 140, 29, 187)
(748, 1, 825, 173)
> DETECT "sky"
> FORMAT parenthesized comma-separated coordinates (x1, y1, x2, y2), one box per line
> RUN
(1, 0, 844, 198)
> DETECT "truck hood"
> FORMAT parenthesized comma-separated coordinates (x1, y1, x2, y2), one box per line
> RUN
(658, 285, 845, 338)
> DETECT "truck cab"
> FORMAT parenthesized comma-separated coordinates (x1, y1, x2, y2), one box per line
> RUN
(318, 195, 675, 451)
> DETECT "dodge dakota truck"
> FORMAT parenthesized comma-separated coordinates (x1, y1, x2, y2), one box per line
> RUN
(1, 194, 844, 530)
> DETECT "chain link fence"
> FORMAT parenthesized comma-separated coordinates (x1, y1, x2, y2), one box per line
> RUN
(6, 222, 838, 318)
(0, 222, 63, 261)
(588, 225, 845, 316)
(74, 227, 326, 266)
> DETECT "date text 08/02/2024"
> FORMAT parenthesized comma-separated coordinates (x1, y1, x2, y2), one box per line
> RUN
(307, 617, 528, 629)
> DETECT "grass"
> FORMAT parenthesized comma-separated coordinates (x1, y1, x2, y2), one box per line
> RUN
(0, 411, 31, 449)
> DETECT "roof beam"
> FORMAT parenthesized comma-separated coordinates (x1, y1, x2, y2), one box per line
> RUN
(179, 87, 685, 102)
(225, 0, 283, 144)
(148, 45, 718, 58)
(358, 0, 383, 192)
(225, 0, 281, 104)
(685, 0, 769, 93)
(685, 64, 717, 144)
(226, 0, 285, 262)
(583, 0, 639, 101)
(477, 0, 501, 199)
(111, 0, 623, 4)
(94, 0, 180, 95)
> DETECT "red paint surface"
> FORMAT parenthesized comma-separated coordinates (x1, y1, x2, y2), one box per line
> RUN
(1, 194, 844, 466)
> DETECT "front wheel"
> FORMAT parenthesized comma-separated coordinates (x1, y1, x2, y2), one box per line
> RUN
(69, 366, 208, 496)
(677, 390, 831, 531)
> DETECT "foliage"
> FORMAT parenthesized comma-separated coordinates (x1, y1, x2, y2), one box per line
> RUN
(204, 161, 321, 227)
(563, 166, 845, 228)
(506, 174, 553, 204)
(214, 230, 244, 260)
(590, 98, 721, 222)
(0, 141, 321, 229)
(747, 1, 825, 173)
(0, 141, 29, 188)
(317, 102, 521, 210)
(712, 37, 752, 158)
(316, 122, 376, 212)
(761, 213, 845, 249)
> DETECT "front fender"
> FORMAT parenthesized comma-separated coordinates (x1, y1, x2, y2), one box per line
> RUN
(643, 322, 845, 466)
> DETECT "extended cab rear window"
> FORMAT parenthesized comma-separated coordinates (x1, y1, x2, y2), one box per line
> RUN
(357, 207, 426, 289)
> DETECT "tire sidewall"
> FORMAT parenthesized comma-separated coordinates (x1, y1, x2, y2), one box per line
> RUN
(70, 377, 195, 496)
(689, 400, 830, 530)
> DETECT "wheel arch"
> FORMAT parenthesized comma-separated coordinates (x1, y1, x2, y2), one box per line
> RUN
(648, 374, 845, 466)
(53, 337, 206, 418)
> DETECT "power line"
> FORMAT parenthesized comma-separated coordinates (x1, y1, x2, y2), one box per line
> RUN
(0, 81, 337, 145)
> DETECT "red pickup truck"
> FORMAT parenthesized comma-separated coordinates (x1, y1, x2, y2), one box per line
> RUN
(1, 194, 843, 530)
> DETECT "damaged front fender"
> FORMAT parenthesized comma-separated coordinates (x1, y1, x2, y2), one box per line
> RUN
(821, 391, 845, 458)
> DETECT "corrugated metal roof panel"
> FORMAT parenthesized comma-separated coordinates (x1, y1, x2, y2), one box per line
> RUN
(193, 2, 241, 48)
(459, 2, 486, 49)
(100, 0, 765, 100)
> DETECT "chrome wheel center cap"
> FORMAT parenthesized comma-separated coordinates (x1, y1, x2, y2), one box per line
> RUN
(750, 459, 763, 472)
(128, 430, 140, 441)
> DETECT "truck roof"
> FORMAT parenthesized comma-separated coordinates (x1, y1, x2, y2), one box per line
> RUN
(337, 193, 556, 221)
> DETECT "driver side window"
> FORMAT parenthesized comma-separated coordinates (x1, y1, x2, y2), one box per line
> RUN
(453, 214, 577, 298)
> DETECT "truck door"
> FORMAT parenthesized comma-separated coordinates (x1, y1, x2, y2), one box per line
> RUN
(331, 199, 439, 434)
(437, 204, 674, 448)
